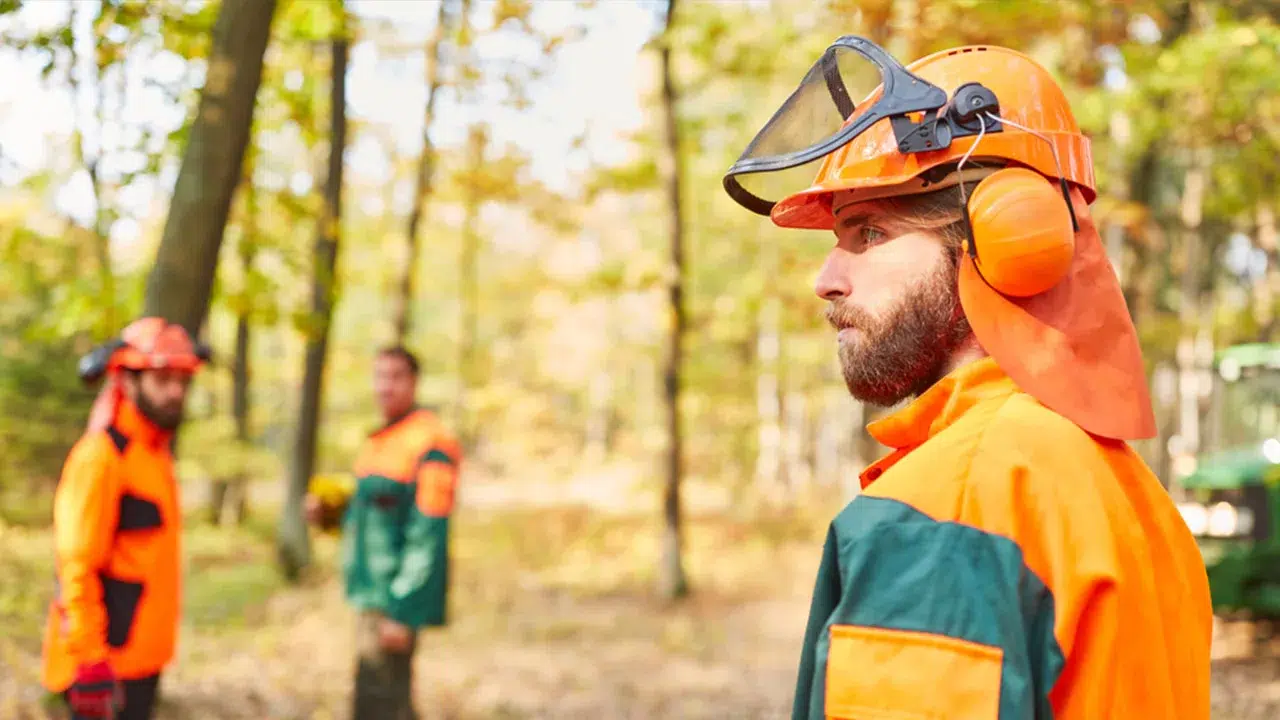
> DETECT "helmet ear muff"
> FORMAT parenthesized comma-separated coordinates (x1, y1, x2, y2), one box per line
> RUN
(964, 167, 1075, 297)
(78, 338, 127, 384)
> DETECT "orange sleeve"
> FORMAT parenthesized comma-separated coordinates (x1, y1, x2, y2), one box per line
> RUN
(414, 431, 461, 518)
(52, 436, 121, 665)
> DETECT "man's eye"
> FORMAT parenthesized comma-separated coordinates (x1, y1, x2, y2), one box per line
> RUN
(860, 226, 888, 245)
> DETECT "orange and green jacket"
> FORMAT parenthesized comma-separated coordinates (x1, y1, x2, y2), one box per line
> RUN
(342, 407, 461, 629)
(41, 399, 182, 691)
(793, 357, 1212, 720)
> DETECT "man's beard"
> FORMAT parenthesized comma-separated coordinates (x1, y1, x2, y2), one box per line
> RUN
(825, 254, 973, 408)
(136, 392, 184, 432)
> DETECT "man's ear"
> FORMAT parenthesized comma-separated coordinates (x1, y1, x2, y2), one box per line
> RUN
(945, 240, 966, 270)
(119, 370, 142, 401)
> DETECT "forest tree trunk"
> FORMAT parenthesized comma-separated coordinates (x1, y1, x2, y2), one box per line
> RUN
(279, 18, 349, 581)
(656, 0, 688, 602)
(390, 0, 462, 341)
(142, 0, 278, 337)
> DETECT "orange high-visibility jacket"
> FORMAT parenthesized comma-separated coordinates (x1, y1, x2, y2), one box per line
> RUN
(792, 357, 1213, 720)
(41, 399, 182, 690)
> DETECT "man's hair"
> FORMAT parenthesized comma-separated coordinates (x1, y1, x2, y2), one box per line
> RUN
(857, 179, 986, 268)
(377, 345, 419, 376)
(867, 181, 979, 249)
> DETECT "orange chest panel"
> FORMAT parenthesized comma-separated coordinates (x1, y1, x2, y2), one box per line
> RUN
(353, 412, 439, 483)
(106, 430, 181, 578)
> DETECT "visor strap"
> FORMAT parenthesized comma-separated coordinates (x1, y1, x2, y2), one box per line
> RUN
(983, 111, 1080, 233)
(956, 115, 989, 263)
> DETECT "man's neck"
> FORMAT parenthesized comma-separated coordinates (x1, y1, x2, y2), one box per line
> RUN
(117, 396, 171, 447)
(942, 338, 990, 379)
(381, 404, 417, 427)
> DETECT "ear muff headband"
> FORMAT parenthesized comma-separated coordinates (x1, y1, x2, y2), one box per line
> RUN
(956, 112, 1079, 298)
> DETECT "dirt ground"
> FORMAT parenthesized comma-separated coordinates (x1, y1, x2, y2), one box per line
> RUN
(2, 504, 1279, 719)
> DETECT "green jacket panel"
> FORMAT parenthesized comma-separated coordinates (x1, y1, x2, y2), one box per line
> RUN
(341, 409, 460, 629)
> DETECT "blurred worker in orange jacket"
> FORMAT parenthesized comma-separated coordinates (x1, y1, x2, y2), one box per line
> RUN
(723, 38, 1213, 719)
(41, 318, 207, 720)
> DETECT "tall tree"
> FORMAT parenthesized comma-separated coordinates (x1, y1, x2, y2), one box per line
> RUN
(390, 0, 466, 342)
(279, 4, 349, 581)
(656, 0, 688, 602)
(142, 0, 279, 337)
(209, 148, 260, 527)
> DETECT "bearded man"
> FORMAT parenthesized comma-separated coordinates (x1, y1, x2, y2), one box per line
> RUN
(41, 318, 207, 720)
(722, 37, 1213, 719)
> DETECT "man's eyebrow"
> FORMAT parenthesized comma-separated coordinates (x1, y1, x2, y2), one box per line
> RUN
(833, 208, 873, 229)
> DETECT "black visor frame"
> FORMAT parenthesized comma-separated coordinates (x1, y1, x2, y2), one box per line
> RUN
(723, 36, 950, 217)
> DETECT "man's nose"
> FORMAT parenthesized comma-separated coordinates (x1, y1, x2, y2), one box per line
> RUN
(814, 248, 854, 301)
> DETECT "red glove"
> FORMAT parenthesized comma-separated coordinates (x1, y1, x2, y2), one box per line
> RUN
(67, 661, 123, 718)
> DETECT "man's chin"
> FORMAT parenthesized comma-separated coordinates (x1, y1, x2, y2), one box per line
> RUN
(839, 354, 915, 408)
(152, 410, 185, 432)
(836, 327, 864, 344)
(845, 382, 910, 409)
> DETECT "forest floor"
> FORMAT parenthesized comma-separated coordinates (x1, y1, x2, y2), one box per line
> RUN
(1, 494, 1278, 719)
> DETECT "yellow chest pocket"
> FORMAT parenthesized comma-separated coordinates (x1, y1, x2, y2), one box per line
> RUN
(826, 624, 1003, 720)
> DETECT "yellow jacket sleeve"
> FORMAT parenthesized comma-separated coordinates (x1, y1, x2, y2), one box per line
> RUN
(52, 436, 121, 665)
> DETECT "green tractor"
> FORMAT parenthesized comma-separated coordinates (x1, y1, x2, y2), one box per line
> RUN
(1172, 342, 1280, 619)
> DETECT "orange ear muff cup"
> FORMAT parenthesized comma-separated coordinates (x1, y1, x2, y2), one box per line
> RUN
(966, 167, 1075, 297)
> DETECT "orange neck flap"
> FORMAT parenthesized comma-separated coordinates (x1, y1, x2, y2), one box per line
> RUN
(956, 187, 1156, 440)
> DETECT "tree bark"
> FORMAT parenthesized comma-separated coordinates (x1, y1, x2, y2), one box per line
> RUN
(210, 302, 253, 526)
(211, 150, 259, 527)
(390, 0, 462, 342)
(656, 0, 688, 602)
(221, 306, 253, 524)
(228, 179, 257, 525)
(279, 19, 349, 582)
(142, 0, 279, 337)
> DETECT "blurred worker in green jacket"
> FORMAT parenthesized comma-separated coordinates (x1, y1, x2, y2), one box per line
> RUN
(307, 345, 462, 720)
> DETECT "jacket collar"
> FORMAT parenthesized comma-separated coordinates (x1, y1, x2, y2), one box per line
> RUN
(858, 356, 1018, 488)
(371, 405, 421, 437)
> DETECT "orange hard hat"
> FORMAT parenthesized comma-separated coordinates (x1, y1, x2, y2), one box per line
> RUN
(766, 45, 1096, 229)
(78, 317, 207, 383)
(80, 317, 207, 433)
(111, 318, 205, 373)
(722, 37, 1155, 441)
